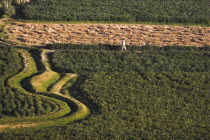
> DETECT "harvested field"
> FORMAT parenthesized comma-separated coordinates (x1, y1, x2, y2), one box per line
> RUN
(6, 23, 210, 47)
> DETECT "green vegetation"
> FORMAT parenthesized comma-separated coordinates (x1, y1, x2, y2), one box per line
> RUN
(50, 46, 210, 74)
(0, 47, 90, 131)
(22, 0, 210, 25)
(0, 0, 209, 138)
(30, 50, 60, 92)
(1, 72, 209, 139)
(1, 48, 72, 124)
(0, 46, 57, 118)
(27, 50, 90, 127)
(46, 43, 210, 51)
(50, 73, 77, 93)
(0, 0, 16, 17)
(61, 74, 78, 96)
(0, 46, 21, 83)
(70, 72, 209, 139)
(0, 44, 209, 139)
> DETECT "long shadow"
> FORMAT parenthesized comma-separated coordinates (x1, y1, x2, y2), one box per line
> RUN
(47, 52, 74, 73)
(19, 49, 78, 117)
(35, 92, 78, 117)
(47, 50, 100, 115)
(68, 75, 100, 115)
(3, 47, 34, 88)
(4, 51, 25, 87)
(20, 49, 44, 93)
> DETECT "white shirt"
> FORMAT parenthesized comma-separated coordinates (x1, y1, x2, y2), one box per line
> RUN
(122, 40, 126, 46)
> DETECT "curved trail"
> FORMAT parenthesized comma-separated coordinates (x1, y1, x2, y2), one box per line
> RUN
(0, 49, 90, 132)
(30, 50, 90, 124)
(50, 73, 90, 122)
(1, 49, 69, 123)
(30, 50, 60, 92)
(50, 73, 78, 93)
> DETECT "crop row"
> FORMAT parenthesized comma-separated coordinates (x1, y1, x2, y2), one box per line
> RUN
(50, 48, 210, 74)
(22, 0, 210, 24)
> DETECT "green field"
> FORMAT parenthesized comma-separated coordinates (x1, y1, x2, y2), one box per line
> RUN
(50, 45, 210, 74)
(65, 72, 210, 139)
(0, 0, 209, 138)
(22, 0, 210, 25)
(1, 72, 209, 139)
(0, 46, 57, 118)
(0, 45, 90, 132)
(0, 45, 209, 139)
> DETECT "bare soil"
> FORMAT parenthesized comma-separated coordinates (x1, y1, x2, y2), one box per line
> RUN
(6, 22, 210, 47)
(0, 123, 37, 132)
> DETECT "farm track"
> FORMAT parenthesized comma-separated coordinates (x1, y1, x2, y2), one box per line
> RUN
(0, 49, 90, 132)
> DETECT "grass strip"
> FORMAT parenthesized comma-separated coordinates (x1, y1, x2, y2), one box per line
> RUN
(30, 50, 60, 92)
(50, 73, 78, 93)
(1, 49, 90, 132)
(49, 73, 90, 124)
(0, 49, 70, 125)
(28, 50, 90, 128)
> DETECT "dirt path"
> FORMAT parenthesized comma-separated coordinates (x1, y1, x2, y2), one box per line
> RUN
(0, 123, 37, 131)
(6, 22, 210, 47)
(49, 73, 90, 123)
(42, 50, 90, 123)
(50, 73, 78, 93)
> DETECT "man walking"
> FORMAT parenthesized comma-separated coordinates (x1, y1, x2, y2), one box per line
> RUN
(121, 39, 127, 51)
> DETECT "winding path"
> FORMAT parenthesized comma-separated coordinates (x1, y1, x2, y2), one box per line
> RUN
(0, 49, 90, 132)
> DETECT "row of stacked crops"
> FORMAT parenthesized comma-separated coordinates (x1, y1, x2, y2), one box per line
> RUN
(22, 0, 210, 24)
(1, 45, 209, 139)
